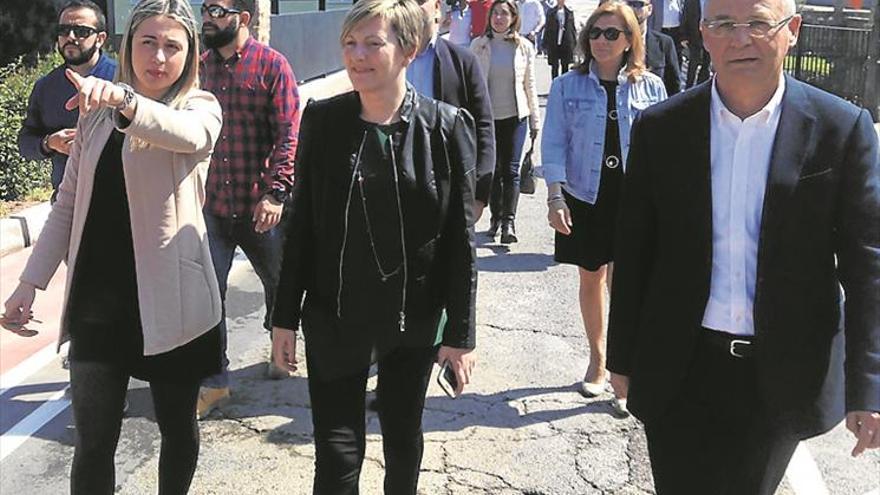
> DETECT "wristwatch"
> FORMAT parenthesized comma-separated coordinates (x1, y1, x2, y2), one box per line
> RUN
(268, 188, 290, 204)
(41, 134, 53, 156)
(115, 83, 136, 111)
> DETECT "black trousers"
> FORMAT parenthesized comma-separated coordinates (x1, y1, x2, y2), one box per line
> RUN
(548, 49, 573, 79)
(69, 361, 201, 495)
(308, 345, 437, 495)
(643, 331, 800, 495)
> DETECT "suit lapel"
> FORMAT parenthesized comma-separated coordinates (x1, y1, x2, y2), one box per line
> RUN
(680, 82, 714, 277)
(645, 31, 662, 73)
(757, 77, 817, 267)
(433, 39, 451, 102)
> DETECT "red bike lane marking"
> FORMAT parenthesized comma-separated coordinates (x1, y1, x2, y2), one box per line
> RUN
(0, 247, 66, 376)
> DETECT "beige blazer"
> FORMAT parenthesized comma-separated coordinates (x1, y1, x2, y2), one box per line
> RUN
(470, 34, 542, 131)
(20, 89, 224, 356)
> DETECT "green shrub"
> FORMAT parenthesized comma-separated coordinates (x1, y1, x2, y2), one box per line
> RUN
(0, 0, 59, 67)
(0, 53, 61, 202)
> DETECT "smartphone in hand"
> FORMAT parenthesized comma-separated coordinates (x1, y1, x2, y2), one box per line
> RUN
(437, 360, 459, 399)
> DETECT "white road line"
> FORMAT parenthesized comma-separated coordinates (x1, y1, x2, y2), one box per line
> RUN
(863, 490, 879, 495)
(0, 387, 70, 462)
(0, 343, 62, 397)
(785, 442, 830, 495)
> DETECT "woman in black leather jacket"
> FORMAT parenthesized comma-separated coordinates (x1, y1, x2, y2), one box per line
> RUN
(270, 0, 477, 492)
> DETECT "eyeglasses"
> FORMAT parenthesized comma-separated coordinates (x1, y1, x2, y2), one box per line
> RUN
(626, 1, 650, 10)
(200, 4, 241, 18)
(701, 15, 794, 39)
(56, 24, 98, 39)
(588, 27, 629, 41)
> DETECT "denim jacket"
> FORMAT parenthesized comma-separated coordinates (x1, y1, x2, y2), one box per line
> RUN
(541, 64, 667, 204)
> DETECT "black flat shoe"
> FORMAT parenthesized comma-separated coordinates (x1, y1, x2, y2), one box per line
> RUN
(500, 221, 518, 244)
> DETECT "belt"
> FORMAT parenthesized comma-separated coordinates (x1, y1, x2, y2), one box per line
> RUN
(700, 329, 754, 359)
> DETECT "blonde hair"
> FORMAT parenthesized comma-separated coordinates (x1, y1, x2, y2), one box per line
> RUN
(576, 1, 646, 82)
(340, 0, 425, 58)
(116, 0, 201, 109)
(484, 0, 521, 40)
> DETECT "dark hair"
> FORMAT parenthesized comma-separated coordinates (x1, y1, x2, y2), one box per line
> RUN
(59, 0, 107, 32)
(232, 0, 255, 15)
(484, 0, 521, 38)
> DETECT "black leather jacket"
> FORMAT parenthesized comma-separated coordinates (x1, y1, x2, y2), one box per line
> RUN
(272, 87, 478, 350)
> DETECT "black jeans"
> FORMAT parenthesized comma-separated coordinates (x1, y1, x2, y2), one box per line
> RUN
(489, 116, 529, 224)
(643, 332, 799, 495)
(202, 212, 286, 388)
(69, 361, 201, 495)
(308, 345, 438, 495)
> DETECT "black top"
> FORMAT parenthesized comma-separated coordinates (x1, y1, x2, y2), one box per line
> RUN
(339, 120, 409, 333)
(272, 89, 478, 381)
(66, 130, 219, 383)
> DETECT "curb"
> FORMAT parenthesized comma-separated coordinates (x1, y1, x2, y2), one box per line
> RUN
(0, 71, 353, 260)
(0, 202, 52, 258)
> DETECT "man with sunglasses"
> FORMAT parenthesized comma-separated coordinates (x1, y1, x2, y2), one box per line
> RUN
(615, 0, 682, 95)
(18, 0, 116, 203)
(198, 0, 300, 418)
(607, 0, 880, 491)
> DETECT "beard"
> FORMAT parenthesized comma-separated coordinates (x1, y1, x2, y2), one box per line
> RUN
(59, 41, 99, 66)
(202, 20, 239, 49)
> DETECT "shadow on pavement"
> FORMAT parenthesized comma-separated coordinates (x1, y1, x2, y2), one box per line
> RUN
(197, 365, 620, 447)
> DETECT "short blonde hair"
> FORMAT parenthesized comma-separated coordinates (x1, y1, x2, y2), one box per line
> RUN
(340, 0, 426, 57)
(576, 1, 646, 82)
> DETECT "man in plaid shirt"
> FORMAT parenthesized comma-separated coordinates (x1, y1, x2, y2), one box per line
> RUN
(198, 0, 300, 418)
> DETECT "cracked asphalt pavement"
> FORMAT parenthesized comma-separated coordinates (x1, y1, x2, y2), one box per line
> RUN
(1, 0, 878, 491)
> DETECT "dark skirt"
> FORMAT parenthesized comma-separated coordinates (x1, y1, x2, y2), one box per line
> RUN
(553, 178, 622, 271)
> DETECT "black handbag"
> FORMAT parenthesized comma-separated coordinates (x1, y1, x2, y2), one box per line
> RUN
(520, 137, 537, 195)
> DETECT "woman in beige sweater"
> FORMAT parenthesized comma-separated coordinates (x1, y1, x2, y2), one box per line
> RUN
(470, 0, 541, 243)
(2, 0, 222, 492)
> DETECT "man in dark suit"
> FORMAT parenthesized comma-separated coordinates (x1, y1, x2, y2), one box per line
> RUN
(621, 0, 682, 95)
(412, 0, 496, 218)
(607, 0, 880, 492)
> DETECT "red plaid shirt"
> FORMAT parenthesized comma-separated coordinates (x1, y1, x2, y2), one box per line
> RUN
(200, 37, 300, 219)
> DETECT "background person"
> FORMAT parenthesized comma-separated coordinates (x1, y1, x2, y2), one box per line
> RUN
(197, 0, 301, 418)
(2, 0, 223, 492)
(410, 0, 496, 220)
(542, 1, 666, 409)
(607, 0, 880, 491)
(542, 0, 576, 78)
(18, 0, 117, 203)
(269, 0, 478, 492)
(470, 0, 541, 243)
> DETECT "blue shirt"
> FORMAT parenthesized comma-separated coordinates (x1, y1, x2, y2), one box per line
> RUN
(541, 64, 667, 204)
(18, 52, 117, 192)
(406, 36, 437, 99)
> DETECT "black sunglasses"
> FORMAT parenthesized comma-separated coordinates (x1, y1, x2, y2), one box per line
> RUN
(588, 26, 629, 41)
(626, 0, 651, 9)
(56, 24, 98, 39)
(200, 4, 241, 18)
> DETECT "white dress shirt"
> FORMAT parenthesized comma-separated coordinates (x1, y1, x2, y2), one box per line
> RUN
(519, 0, 546, 36)
(662, 0, 682, 28)
(702, 75, 786, 336)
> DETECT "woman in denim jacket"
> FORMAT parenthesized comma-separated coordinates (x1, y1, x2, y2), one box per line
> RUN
(541, 1, 666, 414)
(471, 0, 541, 243)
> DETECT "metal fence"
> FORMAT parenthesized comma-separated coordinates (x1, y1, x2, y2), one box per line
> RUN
(785, 22, 878, 119)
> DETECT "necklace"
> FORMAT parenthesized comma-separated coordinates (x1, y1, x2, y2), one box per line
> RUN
(338, 130, 409, 332)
